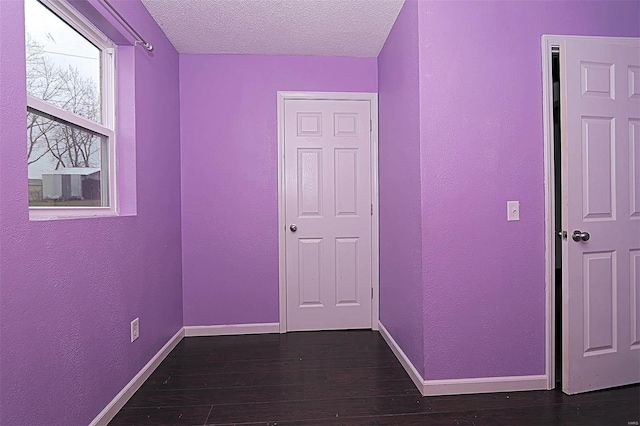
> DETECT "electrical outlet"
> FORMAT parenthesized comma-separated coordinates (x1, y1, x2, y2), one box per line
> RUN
(131, 317, 140, 342)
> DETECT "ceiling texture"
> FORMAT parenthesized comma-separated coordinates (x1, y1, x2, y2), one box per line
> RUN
(140, 0, 405, 57)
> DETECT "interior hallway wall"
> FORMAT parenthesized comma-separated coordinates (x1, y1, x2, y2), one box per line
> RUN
(417, 0, 640, 380)
(0, 1, 183, 424)
(180, 55, 378, 326)
(377, 0, 425, 376)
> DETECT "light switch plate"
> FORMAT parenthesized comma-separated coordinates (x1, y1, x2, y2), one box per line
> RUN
(507, 201, 520, 221)
(131, 317, 140, 342)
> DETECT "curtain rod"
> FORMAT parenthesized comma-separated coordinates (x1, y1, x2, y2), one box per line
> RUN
(102, 0, 153, 51)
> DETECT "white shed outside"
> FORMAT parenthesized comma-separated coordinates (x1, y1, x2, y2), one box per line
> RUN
(42, 168, 100, 200)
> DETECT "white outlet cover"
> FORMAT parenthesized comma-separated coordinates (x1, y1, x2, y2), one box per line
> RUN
(507, 201, 520, 221)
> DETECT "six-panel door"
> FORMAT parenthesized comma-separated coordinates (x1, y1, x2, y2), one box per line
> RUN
(284, 99, 372, 331)
(563, 39, 640, 394)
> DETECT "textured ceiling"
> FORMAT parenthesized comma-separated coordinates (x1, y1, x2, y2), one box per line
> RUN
(140, 0, 405, 56)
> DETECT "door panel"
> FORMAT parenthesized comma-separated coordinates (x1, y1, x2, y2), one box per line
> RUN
(335, 237, 359, 305)
(631, 250, 640, 349)
(563, 38, 640, 394)
(284, 99, 372, 331)
(582, 117, 614, 220)
(298, 238, 323, 306)
(631, 120, 640, 217)
(335, 149, 359, 216)
(629, 66, 640, 99)
(582, 251, 616, 356)
(581, 61, 614, 98)
(298, 149, 322, 216)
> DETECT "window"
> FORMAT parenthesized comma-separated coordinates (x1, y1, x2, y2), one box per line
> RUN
(25, 0, 116, 218)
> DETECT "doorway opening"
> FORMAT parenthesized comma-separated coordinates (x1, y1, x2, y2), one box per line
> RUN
(551, 48, 562, 387)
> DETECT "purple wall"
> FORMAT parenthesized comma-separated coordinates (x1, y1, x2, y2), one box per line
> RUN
(417, 0, 640, 380)
(0, 0, 183, 424)
(377, 0, 425, 375)
(180, 55, 377, 326)
(2, 1, 639, 421)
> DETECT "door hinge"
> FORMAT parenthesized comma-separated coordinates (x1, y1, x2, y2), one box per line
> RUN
(371, 204, 373, 216)
(370, 119, 372, 132)
(371, 287, 374, 299)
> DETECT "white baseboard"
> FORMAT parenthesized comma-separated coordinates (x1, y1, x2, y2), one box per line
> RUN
(90, 327, 185, 426)
(184, 322, 280, 337)
(378, 321, 425, 392)
(378, 321, 547, 396)
(91, 323, 277, 424)
(422, 375, 548, 396)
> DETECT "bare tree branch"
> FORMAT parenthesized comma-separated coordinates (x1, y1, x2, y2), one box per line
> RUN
(26, 35, 101, 170)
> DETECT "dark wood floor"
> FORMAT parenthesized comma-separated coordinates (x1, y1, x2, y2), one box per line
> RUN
(109, 330, 640, 425)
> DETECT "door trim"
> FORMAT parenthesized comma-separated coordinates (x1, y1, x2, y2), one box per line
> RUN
(542, 35, 640, 390)
(277, 91, 379, 333)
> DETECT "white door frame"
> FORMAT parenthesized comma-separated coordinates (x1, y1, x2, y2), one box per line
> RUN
(277, 91, 379, 333)
(542, 34, 640, 390)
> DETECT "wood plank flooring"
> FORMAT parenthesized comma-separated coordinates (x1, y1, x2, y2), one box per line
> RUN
(109, 330, 640, 425)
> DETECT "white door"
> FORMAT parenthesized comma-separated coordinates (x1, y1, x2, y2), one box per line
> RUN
(283, 99, 372, 331)
(562, 38, 640, 394)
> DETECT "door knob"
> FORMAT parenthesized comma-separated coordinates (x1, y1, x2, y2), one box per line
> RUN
(571, 230, 590, 242)
(290, 224, 297, 232)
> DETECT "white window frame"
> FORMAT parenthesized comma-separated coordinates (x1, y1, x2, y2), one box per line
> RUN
(27, 0, 117, 220)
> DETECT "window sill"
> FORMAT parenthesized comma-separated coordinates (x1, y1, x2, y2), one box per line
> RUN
(29, 207, 118, 221)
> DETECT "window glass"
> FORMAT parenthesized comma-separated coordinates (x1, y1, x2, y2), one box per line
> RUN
(27, 110, 107, 207)
(24, 0, 115, 215)
(25, 0, 102, 124)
